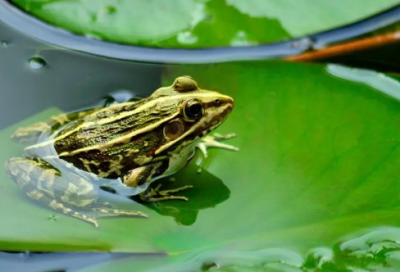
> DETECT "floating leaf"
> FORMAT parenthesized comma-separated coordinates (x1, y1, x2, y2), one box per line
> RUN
(10, 0, 399, 48)
(2, 61, 400, 272)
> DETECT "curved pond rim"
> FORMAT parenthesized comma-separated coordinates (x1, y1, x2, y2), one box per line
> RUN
(0, 251, 167, 272)
(285, 30, 400, 62)
(1, 1, 400, 64)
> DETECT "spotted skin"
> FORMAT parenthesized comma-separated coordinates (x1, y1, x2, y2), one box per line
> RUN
(11, 109, 98, 145)
(5, 157, 147, 227)
(5, 76, 239, 227)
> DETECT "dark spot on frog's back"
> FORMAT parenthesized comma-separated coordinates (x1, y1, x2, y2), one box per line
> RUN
(154, 160, 169, 177)
(145, 149, 154, 157)
(86, 162, 100, 174)
(98, 161, 111, 172)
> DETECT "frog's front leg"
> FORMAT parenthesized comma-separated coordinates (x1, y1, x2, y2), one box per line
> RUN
(196, 133, 239, 158)
(122, 161, 193, 202)
(5, 157, 147, 228)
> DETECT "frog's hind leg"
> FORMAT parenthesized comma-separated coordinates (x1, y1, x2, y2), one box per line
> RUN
(11, 108, 98, 145)
(5, 157, 101, 227)
(121, 161, 195, 202)
(88, 207, 147, 219)
(32, 191, 100, 227)
(5, 157, 147, 228)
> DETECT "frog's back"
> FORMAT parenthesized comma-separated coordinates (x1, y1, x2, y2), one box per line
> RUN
(16, 76, 235, 179)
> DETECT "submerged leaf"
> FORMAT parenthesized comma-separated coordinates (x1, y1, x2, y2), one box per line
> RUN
(2, 61, 400, 272)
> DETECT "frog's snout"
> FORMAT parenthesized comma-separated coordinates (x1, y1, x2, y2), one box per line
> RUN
(228, 97, 235, 108)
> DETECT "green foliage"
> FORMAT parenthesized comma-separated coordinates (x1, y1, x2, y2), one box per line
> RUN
(11, 0, 399, 48)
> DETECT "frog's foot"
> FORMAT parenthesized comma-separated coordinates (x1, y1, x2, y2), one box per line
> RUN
(48, 200, 147, 227)
(47, 198, 101, 227)
(11, 109, 98, 145)
(11, 122, 51, 145)
(90, 207, 148, 219)
(140, 184, 194, 202)
(21, 188, 100, 227)
(88, 201, 148, 219)
(32, 193, 146, 227)
(196, 133, 239, 158)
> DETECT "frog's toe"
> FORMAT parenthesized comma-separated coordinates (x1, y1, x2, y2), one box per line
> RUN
(139, 184, 193, 202)
(143, 195, 189, 202)
(10, 122, 51, 144)
(90, 207, 148, 218)
(196, 134, 239, 158)
(86, 217, 100, 228)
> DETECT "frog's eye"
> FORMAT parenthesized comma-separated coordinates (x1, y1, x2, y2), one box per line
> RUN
(164, 119, 184, 140)
(183, 99, 204, 121)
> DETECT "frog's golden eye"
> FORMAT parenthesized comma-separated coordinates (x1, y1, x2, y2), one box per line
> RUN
(183, 99, 204, 121)
(164, 119, 184, 140)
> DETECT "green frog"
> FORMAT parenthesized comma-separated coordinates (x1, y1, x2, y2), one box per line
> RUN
(5, 76, 238, 227)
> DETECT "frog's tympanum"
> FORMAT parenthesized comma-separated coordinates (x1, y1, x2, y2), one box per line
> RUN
(5, 76, 238, 227)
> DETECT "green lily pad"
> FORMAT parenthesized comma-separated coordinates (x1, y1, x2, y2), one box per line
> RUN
(81, 63, 400, 271)
(2, 61, 400, 271)
(10, 0, 399, 48)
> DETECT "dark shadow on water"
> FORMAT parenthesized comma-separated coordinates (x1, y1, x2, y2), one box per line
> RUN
(0, 251, 165, 272)
(132, 160, 231, 226)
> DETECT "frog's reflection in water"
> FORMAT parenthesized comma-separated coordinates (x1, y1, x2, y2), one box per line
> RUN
(100, 161, 230, 226)
(133, 163, 230, 226)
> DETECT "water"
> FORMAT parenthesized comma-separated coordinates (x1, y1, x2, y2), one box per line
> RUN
(5, 226, 400, 272)
(28, 57, 47, 70)
(131, 227, 400, 271)
(0, 16, 163, 130)
(0, 5, 166, 271)
(0, 251, 156, 272)
(1, 40, 9, 47)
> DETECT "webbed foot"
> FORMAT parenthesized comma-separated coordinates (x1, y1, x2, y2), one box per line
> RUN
(89, 207, 148, 219)
(139, 183, 194, 202)
(196, 133, 239, 158)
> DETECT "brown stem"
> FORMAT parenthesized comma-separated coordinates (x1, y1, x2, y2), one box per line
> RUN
(285, 31, 400, 62)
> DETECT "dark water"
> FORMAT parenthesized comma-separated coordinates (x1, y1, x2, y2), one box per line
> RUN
(0, 3, 166, 271)
(0, 251, 152, 272)
(0, 14, 163, 129)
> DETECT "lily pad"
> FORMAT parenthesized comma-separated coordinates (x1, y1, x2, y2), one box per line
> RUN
(2, 61, 400, 271)
(10, 0, 399, 48)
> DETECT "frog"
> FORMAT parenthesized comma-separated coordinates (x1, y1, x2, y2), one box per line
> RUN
(5, 76, 238, 227)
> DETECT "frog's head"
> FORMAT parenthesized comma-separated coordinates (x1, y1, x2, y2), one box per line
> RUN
(150, 76, 235, 155)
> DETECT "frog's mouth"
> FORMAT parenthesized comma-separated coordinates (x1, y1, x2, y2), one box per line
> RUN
(209, 97, 234, 122)
(204, 107, 232, 133)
